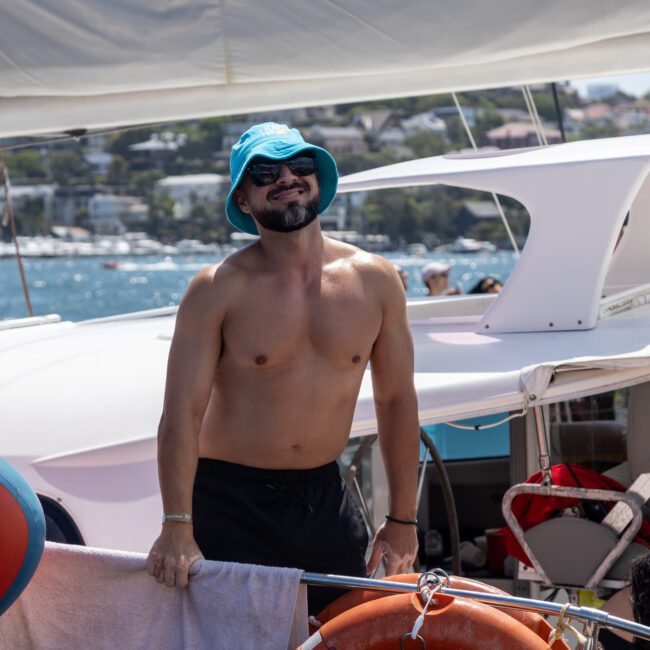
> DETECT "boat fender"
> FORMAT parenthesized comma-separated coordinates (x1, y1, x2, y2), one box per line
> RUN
(0, 458, 46, 615)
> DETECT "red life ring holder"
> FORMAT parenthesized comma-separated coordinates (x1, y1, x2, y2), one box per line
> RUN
(308, 573, 569, 649)
(299, 589, 553, 649)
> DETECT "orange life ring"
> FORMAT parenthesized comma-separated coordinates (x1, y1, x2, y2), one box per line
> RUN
(299, 590, 553, 649)
(449, 575, 565, 647)
(310, 573, 568, 649)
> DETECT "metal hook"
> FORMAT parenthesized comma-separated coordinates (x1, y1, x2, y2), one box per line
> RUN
(401, 632, 427, 648)
(417, 568, 450, 598)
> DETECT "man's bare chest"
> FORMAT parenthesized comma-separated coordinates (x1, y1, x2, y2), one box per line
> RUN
(222, 281, 382, 369)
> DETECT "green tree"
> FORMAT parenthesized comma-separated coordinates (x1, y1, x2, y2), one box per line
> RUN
(416, 188, 462, 241)
(403, 131, 446, 158)
(147, 191, 177, 242)
(176, 118, 225, 160)
(107, 155, 130, 186)
(182, 196, 230, 242)
(335, 151, 401, 176)
(15, 198, 48, 235)
(130, 169, 165, 197)
(4, 150, 47, 181)
(475, 111, 504, 134)
(444, 116, 472, 148)
(577, 124, 619, 140)
(412, 94, 461, 114)
(107, 128, 154, 157)
(362, 189, 425, 242)
(49, 149, 91, 185)
(463, 195, 530, 249)
(74, 206, 89, 228)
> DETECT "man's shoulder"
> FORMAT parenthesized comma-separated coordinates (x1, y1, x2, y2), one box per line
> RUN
(190, 248, 254, 291)
(181, 251, 252, 315)
(325, 240, 403, 301)
(325, 238, 393, 276)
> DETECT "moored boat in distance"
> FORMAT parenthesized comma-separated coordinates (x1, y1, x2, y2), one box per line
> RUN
(444, 236, 497, 254)
(406, 242, 428, 257)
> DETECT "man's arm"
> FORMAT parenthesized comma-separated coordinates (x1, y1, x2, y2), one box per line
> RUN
(146, 265, 224, 588)
(366, 261, 420, 576)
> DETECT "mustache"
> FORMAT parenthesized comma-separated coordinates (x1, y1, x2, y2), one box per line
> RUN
(267, 180, 309, 200)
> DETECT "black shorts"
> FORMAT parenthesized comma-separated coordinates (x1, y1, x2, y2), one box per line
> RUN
(192, 458, 369, 615)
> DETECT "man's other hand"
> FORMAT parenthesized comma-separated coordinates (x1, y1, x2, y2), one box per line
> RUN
(366, 520, 418, 576)
(146, 524, 204, 588)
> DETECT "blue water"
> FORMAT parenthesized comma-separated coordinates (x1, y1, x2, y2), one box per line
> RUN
(1, 250, 517, 322)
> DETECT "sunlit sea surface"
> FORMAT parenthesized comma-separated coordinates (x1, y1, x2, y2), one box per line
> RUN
(1, 250, 517, 322)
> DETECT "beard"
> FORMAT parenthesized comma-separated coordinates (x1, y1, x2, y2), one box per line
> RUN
(253, 184, 320, 233)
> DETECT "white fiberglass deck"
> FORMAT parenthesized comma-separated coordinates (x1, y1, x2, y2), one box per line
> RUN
(4, 296, 650, 459)
(356, 297, 650, 432)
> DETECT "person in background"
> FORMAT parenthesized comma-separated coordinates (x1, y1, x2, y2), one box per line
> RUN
(632, 553, 650, 648)
(393, 264, 409, 292)
(421, 261, 451, 296)
(597, 552, 650, 649)
(468, 276, 503, 294)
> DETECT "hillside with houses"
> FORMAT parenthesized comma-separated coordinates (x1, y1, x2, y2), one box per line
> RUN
(2, 82, 649, 251)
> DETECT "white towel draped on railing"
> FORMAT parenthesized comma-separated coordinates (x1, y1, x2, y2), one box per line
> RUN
(0, 542, 308, 650)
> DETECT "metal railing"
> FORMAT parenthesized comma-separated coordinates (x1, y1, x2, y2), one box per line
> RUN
(301, 572, 650, 644)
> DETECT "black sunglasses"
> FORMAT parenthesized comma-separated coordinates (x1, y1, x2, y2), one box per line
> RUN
(246, 152, 316, 187)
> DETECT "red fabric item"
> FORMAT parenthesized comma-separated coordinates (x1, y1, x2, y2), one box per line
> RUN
(501, 464, 650, 566)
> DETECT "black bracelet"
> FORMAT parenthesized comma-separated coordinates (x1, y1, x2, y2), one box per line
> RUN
(385, 514, 418, 526)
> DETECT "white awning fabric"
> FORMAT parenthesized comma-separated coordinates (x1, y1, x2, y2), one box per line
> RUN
(1, 1, 650, 137)
(520, 354, 650, 406)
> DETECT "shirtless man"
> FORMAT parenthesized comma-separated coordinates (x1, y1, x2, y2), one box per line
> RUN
(146, 123, 419, 614)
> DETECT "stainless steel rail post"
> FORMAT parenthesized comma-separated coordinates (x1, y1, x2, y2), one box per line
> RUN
(533, 405, 552, 485)
(584, 621, 599, 650)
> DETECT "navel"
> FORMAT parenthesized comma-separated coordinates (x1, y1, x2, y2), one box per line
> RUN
(352, 354, 361, 364)
(255, 355, 268, 366)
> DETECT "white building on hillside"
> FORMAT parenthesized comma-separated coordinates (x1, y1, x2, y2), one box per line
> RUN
(307, 126, 368, 155)
(0, 184, 55, 224)
(155, 174, 230, 219)
(87, 194, 149, 234)
(401, 112, 447, 136)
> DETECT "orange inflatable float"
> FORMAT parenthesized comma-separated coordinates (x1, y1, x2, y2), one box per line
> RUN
(301, 573, 570, 650)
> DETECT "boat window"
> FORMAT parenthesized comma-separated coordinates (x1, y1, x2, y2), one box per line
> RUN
(352, 186, 530, 274)
(421, 412, 510, 461)
(548, 389, 628, 473)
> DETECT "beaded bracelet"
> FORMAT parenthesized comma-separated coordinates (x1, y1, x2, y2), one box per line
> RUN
(385, 514, 418, 526)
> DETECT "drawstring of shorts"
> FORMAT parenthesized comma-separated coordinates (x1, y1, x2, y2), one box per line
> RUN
(265, 480, 314, 513)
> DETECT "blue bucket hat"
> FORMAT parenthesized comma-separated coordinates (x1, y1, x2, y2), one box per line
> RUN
(226, 122, 339, 235)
